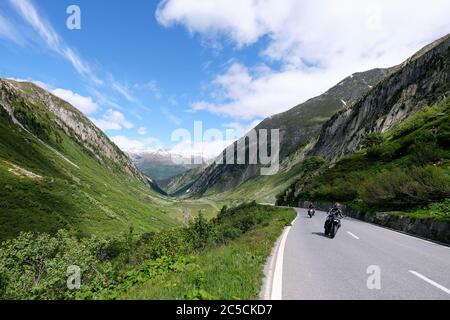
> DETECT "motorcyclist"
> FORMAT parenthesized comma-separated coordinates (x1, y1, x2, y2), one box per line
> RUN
(325, 202, 343, 229)
(308, 203, 316, 217)
(328, 202, 343, 217)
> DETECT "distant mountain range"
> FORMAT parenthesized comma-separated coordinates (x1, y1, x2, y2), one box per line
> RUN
(129, 150, 210, 189)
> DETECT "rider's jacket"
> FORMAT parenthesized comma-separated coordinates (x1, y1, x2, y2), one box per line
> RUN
(328, 208, 343, 218)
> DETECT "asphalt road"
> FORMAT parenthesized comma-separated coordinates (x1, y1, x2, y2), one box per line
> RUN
(282, 208, 450, 300)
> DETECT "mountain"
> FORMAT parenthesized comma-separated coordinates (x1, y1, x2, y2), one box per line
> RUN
(310, 34, 450, 160)
(172, 68, 392, 198)
(0, 79, 181, 240)
(277, 34, 450, 214)
(164, 163, 210, 196)
(130, 150, 206, 188)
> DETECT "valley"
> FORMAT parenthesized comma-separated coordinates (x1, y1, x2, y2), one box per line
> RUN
(0, 32, 449, 301)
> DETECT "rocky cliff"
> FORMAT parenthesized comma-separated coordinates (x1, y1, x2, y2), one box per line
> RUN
(310, 34, 450, 161)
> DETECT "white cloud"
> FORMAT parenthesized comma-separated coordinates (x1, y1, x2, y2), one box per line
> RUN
(144, 80, 162, 99)
(191, 62, 333, 119)
(0, 13, 23, 45)
(111, 136, 162, 153)
(9, 0, 102, 85)
(52, 88, 99, 115)
(111, 81, 136, 103)
(158, 0, 450, 119)
(91, 110, 134, 131)
(169, 138, 233, 160)
(162, 108, 182, 125)
(138, 127, 147, 135)
(156, 0, 272, 47)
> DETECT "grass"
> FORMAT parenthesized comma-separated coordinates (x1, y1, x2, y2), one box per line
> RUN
(391, 199, 450, 221)
(121, 205, 295, 300)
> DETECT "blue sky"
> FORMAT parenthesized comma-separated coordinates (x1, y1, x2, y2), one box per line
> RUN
(1, 0, 449, 157)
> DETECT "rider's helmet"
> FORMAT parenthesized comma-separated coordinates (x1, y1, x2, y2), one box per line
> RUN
(334, 202, 341, 209)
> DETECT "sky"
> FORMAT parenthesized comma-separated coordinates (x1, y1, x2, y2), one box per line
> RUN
(0, 0, 449, 158)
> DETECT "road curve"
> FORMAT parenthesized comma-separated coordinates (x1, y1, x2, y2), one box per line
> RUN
(280, 208, 450, 300)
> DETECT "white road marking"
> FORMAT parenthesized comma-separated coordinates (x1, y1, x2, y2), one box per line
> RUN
(409, 270, 450, 295)
(345, 212, 450, 249)
(271, 215, 297, 300)
(347, 231, 360, 240)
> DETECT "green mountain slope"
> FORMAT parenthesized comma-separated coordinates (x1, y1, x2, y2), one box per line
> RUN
(0, 79, 197, 241)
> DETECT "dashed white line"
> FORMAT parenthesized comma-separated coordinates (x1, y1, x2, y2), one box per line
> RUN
(347, 231, 360, 240)
(409, 270, 450, 295)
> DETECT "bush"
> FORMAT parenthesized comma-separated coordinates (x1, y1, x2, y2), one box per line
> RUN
(0, 230, 100, 300)
(361, 132, 385, 148)
(184, 214, 217, 251)
(400, 129, 444, 165)
(144, 229, 189, 260)
(436, 121, 450, 148)
(301, 156, 326, 172)
(408, 141, 444, 165)
(360, 166, 450, 208)
(367, 142, 400, 161)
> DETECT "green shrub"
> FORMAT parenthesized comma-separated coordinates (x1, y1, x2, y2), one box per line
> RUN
(408, 141, 444, 165)
(360, 166, 450, 208)
(367, 142, 400, 161)
(301, 156, 327, 172)
(184, 214, 217, 251)
(361, 132, 385, 148)
(0, 230, 100, 300)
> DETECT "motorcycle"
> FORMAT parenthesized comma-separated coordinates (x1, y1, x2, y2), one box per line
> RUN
(307, 208, 315, 218)
(324, 212, 342, 238)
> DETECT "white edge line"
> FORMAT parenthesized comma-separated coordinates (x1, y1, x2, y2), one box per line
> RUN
(261, 229, 281, 300)
(347, 231, 360, 240)
(409, 270, 450, 295)
(270, 215, 297, 300)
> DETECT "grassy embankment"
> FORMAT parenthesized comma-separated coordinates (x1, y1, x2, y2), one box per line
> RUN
(122, 203, 295, 300)
(0, 203, 295, 300)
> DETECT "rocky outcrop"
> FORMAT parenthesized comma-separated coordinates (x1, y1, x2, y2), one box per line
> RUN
(310, 34, 450, 161)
